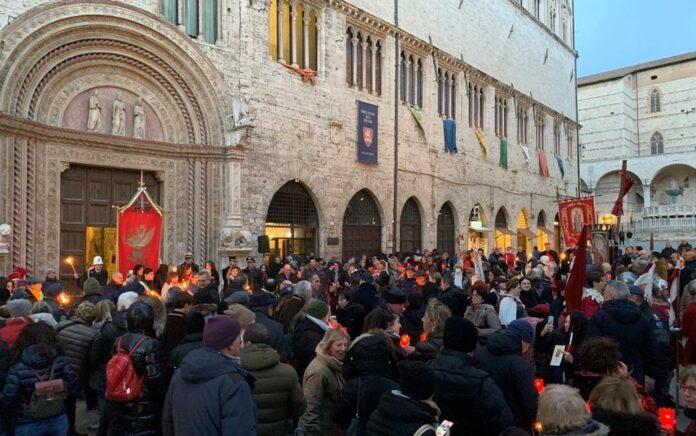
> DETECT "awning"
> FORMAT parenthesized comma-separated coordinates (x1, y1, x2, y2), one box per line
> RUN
(517, 228, 537, 239)
(536, 226, 553, 235)
(495, 227, 515, 236)
(468, 225, 493, 233)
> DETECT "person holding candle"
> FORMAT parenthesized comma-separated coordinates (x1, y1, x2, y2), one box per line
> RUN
(76, 256, 108, 288)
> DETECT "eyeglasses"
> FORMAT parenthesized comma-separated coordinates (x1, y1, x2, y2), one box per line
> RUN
(679, 385, 696, 395)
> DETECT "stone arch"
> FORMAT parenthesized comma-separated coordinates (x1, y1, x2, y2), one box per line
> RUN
(494, 206, 513, 250)
(594, 170, 644, 216)
(264, 180, 320, 260)
(467, 202, 490, 253)
(399, 196, 423, 252)
(536, 210, 551, 248)
(0, 0, 226, 145)
(437, 201, 456, 254)
(649, 163, 696, 206)
(516, 208, 533, 254)
(342, 189, 384, 260)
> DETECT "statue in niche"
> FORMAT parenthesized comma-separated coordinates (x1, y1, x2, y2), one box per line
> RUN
(111, 92, 126, 136)
(133, 97, 146, 139)
(87, 90, 101, 131)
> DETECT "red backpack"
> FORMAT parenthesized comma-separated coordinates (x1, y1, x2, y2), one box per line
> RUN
(105, 336, 148, 402)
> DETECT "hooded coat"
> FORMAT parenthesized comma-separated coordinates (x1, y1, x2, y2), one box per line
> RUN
(168, 332, 203, 370)
(293, 315, 327, 378)
(586, 299, 659, 384)
(162, 347, 256, 436)
(365, 390, 440, 436)
(428, 349, 514, 436)
(474, 329, 538, 430)
(56, 317, 97, 382)
(298, 347, 344, 436)
(240, 343, 305, 436)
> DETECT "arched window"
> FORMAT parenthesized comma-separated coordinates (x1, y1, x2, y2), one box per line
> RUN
(269, 0, 318, 70)
(265, 181, 319, 260)
(437, 203, 455, 254)
(650, 89, 661, 113)
(343, 190, 382, 260)
(400, 198, 422, 252)
(650, 132, 664, 154)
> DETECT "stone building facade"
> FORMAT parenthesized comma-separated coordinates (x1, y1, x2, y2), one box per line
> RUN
(0, 0, 578, 281)
(579, 53, 696, 242)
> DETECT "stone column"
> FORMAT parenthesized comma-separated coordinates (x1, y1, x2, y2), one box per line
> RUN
(197, 0, 204, 40)
(277, 0, 285, 63)
(370, 42, 377, 95)
(351, 37, 359, 88)
(302, 11, 310, 68)
(361, 40, 368, 92)
(643, 180, 652, 209)
(290, 2, 298, 67)
(404, 58, 411, 103)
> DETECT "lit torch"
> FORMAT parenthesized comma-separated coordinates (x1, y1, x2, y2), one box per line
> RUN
(65, 257, 77, 276)
(58, 292, 70, 306)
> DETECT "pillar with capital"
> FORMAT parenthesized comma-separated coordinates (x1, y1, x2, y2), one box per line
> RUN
(643, 179, 652, 209)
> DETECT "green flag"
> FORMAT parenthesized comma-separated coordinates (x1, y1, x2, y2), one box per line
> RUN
(500, 138, 508, 169)
(408, 105, 426, 137)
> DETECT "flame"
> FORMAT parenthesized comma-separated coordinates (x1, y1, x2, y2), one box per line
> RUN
(400, 334, 411, 348)
(58, 293, 70, 305)
(420, 332, 427, 342)
(658, 407, 676, 430)
(65, 257, 73, 265)
(534, 378, 545, 394)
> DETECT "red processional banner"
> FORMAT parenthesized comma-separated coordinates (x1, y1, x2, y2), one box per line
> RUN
(558, 197, 596, 247)
(117, 188, 163, 275)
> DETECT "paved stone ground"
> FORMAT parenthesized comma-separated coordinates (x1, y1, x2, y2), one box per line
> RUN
(75, 400, 99, 436)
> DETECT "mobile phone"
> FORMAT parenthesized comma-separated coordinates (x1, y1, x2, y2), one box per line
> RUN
(547, 315, 554, 325)
(436, 420, 454, 436)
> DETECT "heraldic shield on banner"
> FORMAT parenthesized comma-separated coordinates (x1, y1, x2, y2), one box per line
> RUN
(117, 178, 163, 275)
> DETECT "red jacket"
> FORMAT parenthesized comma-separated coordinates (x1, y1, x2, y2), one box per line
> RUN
(0, 317, 31, 348)
(581, 295, 602, 319)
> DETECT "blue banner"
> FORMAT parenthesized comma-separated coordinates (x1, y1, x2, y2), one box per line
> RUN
(357, 101, 378, 164)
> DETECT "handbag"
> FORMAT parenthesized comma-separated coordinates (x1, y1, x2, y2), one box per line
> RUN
(30, 360, 66, 420)
(346, 377, 361, 436)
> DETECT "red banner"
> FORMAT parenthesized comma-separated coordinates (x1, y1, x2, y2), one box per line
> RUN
(117, 190, 163, 275)
(558, 197, 596, 247)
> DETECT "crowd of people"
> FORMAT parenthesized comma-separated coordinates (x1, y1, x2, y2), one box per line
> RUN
(0, 239, 696, 436)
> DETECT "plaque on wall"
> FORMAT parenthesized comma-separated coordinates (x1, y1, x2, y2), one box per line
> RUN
(327, 237, 339, 246)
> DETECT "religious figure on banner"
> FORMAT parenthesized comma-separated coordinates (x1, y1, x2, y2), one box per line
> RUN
(87, 90, 101, 131)
(125, 224, 156, 264)
(112, 92, 126, 136)
(133, 97, 146, 139)
(572, 208, 584, 233)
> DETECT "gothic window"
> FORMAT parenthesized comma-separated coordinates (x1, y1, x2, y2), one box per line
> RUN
(469, 83, 485, 129)
(562, 19, 568, 42)
(269, 0, 319, 71)
(438, 69, 456, 119)
(495, 95, 509, 138)
(400, 51, 422, 107)
(536, 114, 545, 151)
(167, 0, 217, 43)
(517, 106, 529, 144)
(553, 122, 561, 156)
(535, 0, 542, 19)
(650, 89, 661, 113)
(550, 10, 556, 32)
(566, 127, 574, 159)
(650, 132, 664, 154)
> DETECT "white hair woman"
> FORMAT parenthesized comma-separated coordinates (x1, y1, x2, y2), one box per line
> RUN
(537, 384, 608, 435)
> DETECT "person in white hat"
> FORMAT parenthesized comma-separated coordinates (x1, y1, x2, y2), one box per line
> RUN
(74, 255, 109, 288)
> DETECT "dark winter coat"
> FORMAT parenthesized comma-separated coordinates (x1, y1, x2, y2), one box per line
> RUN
(292, 316, 327, 378)
(335, 334, 399, 435)
(88, 311, 127, 396)
(240, 344, 305, 436)
(101, 283, 123, 303)
(474, 329, 538, 430)
(0, 345, 78, 425)
(353, 282, 380, 314)
(335, 302, 365, 339)
(163, 347, 256, 435)
(56, 317, 97, 382)
(169, 333, 203, 370)
(43, 297, 67, 323)
(429, 349, 514, 435)
(365, 390, 439, 436)
(0, 338, 9, 390)
(586, 299, 660, 384)
(251, 310, 284, 351)
(592, 409, 660, 436)
(107, 333, 166, 435)
(159, 311, 187, 358)
(439, 286, 470, 316)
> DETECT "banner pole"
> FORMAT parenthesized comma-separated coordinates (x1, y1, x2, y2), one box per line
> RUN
(614, 160, 627, 245)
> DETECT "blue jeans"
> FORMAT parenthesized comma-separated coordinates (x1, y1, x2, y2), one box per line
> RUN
(14, 413, 68, 436)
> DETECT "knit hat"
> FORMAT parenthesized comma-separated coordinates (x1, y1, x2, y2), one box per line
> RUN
(507, 319, 534, 343)
(203, 315, 241, 351)
(224, 291, 250, 306)
(443, 316, 478, 353)
(385, 286, 406, 304)
(83, 277, 101, 295)
(397, 360, 436, 400)
(305, 299, 328, 319)
(117, 291, 139, 311)
(6, 299, 32, 317)
(224, 305, 256, 328)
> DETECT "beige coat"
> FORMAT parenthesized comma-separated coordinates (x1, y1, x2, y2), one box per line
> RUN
(464, 303, 501, 339)
(298, 349, 344, 436)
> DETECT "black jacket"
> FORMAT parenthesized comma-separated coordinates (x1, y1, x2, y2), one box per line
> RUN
(169, 333, 203, 370)
(586, 299, 660, 384)
(592, 409, 660, 436)
(353, 283, 380, 314)
(474, 329, 538, 431)
(106, 333, 166, 435)
(365, 390, 439, 436)
(101, 283, 123, 303)
(0, 345, 78, 425)
(334, 303, 365, 340)
(251, 310, 284, 352)
(428, 349, 514, 436)
(162, 347, 256, 436)
(292, 316, 327, 378)
(439, 286, 470, 316)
